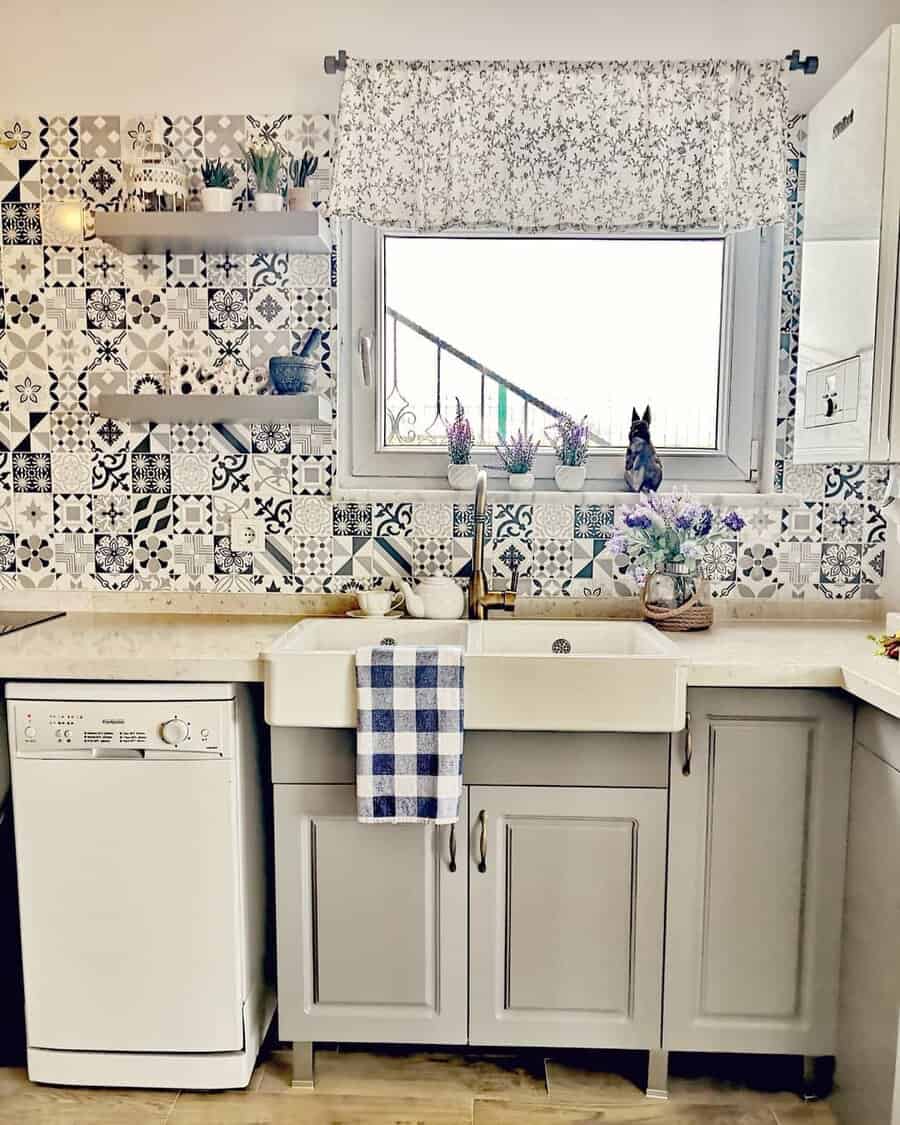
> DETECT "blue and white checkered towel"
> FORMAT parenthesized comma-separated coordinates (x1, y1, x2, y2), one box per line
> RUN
(356, 645, 464, 824)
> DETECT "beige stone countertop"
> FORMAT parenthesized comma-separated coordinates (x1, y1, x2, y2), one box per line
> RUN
(670, 621, 900, 718)
(2, 613, 899, 720)
(0, 613, 297, 683)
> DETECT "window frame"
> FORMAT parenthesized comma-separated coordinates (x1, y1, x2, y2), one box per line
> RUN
(338, 220, 780, 493)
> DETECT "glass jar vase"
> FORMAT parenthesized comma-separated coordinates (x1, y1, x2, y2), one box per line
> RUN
(641, 562, 713, 631)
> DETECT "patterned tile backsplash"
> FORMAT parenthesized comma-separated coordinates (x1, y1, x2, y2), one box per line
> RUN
(0, 110, 885, 599)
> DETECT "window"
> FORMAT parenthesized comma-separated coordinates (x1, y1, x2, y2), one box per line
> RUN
(342, 223, 778, 490)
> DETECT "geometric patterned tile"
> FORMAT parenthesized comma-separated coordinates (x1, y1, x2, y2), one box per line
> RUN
(781, 501, 823, 542)
(39, 115, 79, 159)
(81, 158, 122, 211)
(820, 541, 863, 584)
(0, 103, 857, 601)
(78, 116, 120, 159)
(777, 540, 822, 590)
(55, 531, 94, 576)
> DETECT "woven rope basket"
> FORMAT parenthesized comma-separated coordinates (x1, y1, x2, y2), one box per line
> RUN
(640, 581, 714, 632)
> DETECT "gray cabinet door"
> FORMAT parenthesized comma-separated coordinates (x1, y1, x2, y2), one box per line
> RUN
(468, 785, 666, 1049)
(274, 784, 467, 1044)
(665, 688, 852, 1055)
(834, 708, 900, 1125)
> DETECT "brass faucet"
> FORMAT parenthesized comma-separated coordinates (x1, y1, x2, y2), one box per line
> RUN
(468, 470, 518, 619)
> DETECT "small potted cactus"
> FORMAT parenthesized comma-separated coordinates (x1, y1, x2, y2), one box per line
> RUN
(200, 158, 237, 212)
(496, 430, 539, 491)
(446, 398, 477, 490)
(547, 412, 590, 491)
(287, 151, 319, 212)
(243, 144, 283, 212)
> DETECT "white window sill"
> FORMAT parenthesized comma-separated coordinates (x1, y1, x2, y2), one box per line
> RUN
(331, 485, 797, 507)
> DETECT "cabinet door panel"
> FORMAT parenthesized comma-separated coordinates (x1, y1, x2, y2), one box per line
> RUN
(834, 712, 900, 1125)
(665, 688, 852, 1055)
(469, 785, 666, 1049)
(275, 784, 467, 1044)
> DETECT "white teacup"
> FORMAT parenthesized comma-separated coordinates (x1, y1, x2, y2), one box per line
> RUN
(357, 589, 403, 616)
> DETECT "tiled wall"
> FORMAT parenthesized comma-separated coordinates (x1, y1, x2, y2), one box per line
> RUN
(0, 110, 885, 598)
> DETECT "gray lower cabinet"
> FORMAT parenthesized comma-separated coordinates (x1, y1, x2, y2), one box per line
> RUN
(274, 783, 468, 1044)
(272, 691, 854, 1071)
(468, 785, 667, 1049)
(664, 688, 853, 1056)
(834, 705, 900, 1125)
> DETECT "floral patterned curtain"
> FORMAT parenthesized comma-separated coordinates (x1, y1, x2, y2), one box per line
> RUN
(330, 57, 788, 233)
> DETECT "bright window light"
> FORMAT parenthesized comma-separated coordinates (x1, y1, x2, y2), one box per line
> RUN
(381, 235, 724, 451)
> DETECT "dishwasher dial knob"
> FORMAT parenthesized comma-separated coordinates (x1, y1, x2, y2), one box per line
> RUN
(24, 725, 36, 740)
(160, 718, 189, 746)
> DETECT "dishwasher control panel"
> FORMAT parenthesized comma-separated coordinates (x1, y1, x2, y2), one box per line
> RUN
(10, 700, 229, 757)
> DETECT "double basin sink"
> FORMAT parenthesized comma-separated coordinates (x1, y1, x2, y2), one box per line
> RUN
(264, 619, 688, 732)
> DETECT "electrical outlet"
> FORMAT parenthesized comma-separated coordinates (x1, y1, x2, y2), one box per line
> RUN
(230, 517, 266, 553)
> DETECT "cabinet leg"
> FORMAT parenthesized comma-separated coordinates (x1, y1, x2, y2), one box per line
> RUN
(291, 1041, 314, 1089)
(801, 1055, 834, 1101)
(646, 1048, 669, 1100)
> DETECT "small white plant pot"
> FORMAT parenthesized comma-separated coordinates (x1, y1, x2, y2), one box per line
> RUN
(201, 187, 233, 213)
(508, 471, 534, 492)
(555, 464, 587, 491)
(288, 186, 314, 212)
(254, 192, 283, 213)
(447, 462, 479, 490)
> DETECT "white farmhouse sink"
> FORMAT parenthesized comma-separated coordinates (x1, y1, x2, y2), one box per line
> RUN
(470, 619, 674, 656)
(264, 618, 687, 732)
(466, 620, 686, 731)
(264, 619, 468, 728)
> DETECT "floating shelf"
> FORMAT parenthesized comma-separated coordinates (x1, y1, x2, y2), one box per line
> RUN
(93, 210, 331, 255)
(96, 393, 332, 424)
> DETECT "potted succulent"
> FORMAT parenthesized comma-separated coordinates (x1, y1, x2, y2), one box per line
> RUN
(496, 430, 539, 491)
(547, 412, 589, 491)
(200, 158, 237, 212)
(243, 144, 283, 212)
(446, 398, 477, 490)
(287, 151, 319, 212)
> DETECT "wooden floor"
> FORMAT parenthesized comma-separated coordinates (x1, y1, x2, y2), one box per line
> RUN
(0, 1045, 840, 1124)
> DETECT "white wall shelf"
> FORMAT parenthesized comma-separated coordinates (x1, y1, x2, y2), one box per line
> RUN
(93, 210, 331, 255)
(95, 393, 332, 424)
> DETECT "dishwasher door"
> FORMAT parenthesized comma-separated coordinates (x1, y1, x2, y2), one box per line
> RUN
(12, 755, 243, 1053)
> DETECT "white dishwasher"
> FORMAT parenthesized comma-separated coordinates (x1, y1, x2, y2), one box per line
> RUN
(7, 681, 274, 1089)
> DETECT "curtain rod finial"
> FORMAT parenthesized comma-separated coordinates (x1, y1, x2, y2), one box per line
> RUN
(785, 49, 819, 75)
(324, 49, 348, 75)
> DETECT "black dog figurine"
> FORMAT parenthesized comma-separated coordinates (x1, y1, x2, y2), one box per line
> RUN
(624, 406, 663, 493)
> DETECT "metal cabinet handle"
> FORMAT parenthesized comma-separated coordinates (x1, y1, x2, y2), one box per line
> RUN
(477, 810, 488, 873)
(682, 711, 692, 776)
(448, 823, 457, 872)
(358, 333, 373, 387)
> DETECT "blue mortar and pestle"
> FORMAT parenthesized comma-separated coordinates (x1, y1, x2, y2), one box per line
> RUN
(269, 328, 323, 394)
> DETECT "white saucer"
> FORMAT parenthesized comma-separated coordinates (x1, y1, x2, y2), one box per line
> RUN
(347, 609, 404, 619)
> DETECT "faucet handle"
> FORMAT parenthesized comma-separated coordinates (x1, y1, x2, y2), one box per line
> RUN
(508, 563, 520, 593)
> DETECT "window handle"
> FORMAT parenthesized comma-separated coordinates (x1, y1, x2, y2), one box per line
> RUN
(358, 333, 373, 387)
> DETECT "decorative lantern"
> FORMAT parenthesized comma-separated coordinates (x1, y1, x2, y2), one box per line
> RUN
(124, 115, 187, 213)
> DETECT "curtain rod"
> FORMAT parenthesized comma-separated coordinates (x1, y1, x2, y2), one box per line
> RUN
(323, 49, 819, 75)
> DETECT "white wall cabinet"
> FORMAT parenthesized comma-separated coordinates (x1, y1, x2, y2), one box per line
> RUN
(664, 688, 852, 1056)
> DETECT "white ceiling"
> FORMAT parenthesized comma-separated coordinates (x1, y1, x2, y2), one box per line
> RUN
(7, 0, 900, 114)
